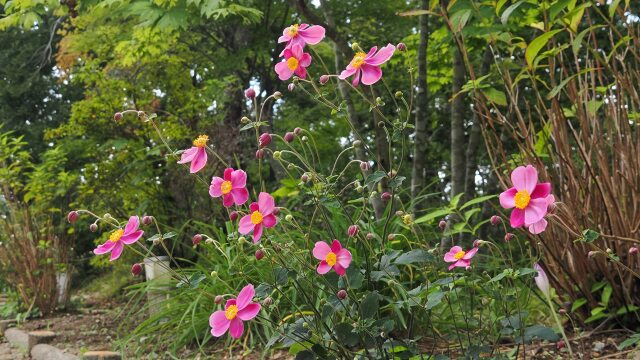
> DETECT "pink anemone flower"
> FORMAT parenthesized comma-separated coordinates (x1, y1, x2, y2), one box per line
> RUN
(278, 23, 325, 55)
(178, 135, 208, 173)
(94, 216, 144, 261)
(238, 192, 277, 243)
(209, 284, 261, 339)
(209, 168, 249, 207)
(312, 239, 352, 276)
(339, 44, 395, 86)
(275, 44, 311, 81)
(444, 246, 478, 271)
(499, 165, 553, 234)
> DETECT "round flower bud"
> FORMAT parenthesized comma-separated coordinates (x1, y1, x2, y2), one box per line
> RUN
(351, 42, 359, 51)
(285, 214, 293, 221)
(241, 116, 250, 123)
(245, 88, 256, 99)
(301, 174, 309, 183)
(287, 163, 295, 170)
(397, 42, 407, 51)
(229, 211, 239, 222)
(238, 236, 246, 244)
(273, 151, 282, 160)
(376, 97, 384, 106)
(556, 340, 565, 350)
(337, 289, 347, 300)
(588, 251, 597, 259)
(348, 225, 359, 237)
(388, 170, 397, 178)
(504, 233, 514, 242)
(490, 215, 500, 226)
(301, 136, 308, 142)
(113, 112, 123, 121)
(465, 266, 472, 271)
(438, 220, 447, 231)
(273, 207, 280, 215)
(630, 247, 639, 255)
(262, 297, 273, 306)
(192, 234, 203, 246)
(387, 234, 396, 241)
(273, 91, 282, 99)
(360, 161, 369, 171)
(606, 248, 613, 254)
(103, 213, 112, 219)
(353, 140, 362, 147)
(356, 186, 364, 193)
(381, 192, 392, 202)
(394, 91, 403, 99)
(210, 271, 218, 277)
(395, 210, 404, 217)
(319, 75, 329, 85)
(89, 223, 98, 232)
(288, 83, 295, 92)
(131, 263, 143, 276)
(259, 133, 272, 148)
(558, 308, 567, 315)
(284, 132, 295, 143)
(294, 127, 302, 135)
(366, 233, 374, 240)
(255, 149, 265, 159)
(67, 211, 79, 224)
(142, 215, 153, 225)
(214, 295, 224, 304)
(255, 249, 265, 260)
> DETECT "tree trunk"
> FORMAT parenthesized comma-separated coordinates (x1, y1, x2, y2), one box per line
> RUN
(451, 47, 466, 199)
(411, 0, 430, 212)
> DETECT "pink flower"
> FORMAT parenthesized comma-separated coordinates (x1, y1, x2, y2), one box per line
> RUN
(444, 246, 478, 271)
(312, 239, 352, 276)
(278, 23, 325, 54)
(499, 165, 553, 234)
(275, 44, 311, 81)
(94, 216, 144, 261)
(339, 44, 395, 86)
(238, 192, 278, 243)
(209, 168, 249, 207)
(534, 263, 551, 297)
(209, 284, 261, 339)
(178, 135, 208, 173)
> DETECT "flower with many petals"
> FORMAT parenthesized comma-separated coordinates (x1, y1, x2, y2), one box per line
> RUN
(238, 192, 278, 243)
(313, 240, 352, 276)
(209, 168, 249, 207)
(275, 45, 311, 81)
(94, 216, 144, 261)
(209, 284, 261, 339)
(499, 165, 554, 234)
(278, 23, 325, 55)
(339, 44, 395, 86)
(444, 245, 478, 271)
(178, 135, 208, 173)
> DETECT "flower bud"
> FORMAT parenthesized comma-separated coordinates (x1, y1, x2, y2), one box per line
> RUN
(288, 83, 295, 92)
(465, 266, 472, 271)
(348, 225, 359, 237)
(259, 133, 272, 148)
(273, 91, 282, 99)
(504, 233, 514, 242)
(241, 116, 250, 123)
(287, 163, 295, 170)
(360, 161, 369, 171)
(438, 220, 447, 231)
(490, 215, 500, 226)
(395, 210, 404, 217)
(273, 207, 280, 215)
(89, 223, 98, 232)
(262, 297, 273, 306)
(255, 249, 265, 260)
(284, 132, 295, 143)
(381, 192, 392, 201)
(285, 214, 293, 221)
(294, 127, 302, 135)
(131, 263, 143, 276)
(137, 111, 145, 118)
(337, 289, 347, 300)
(214, 295, 224, 304)
(388, 170, 397, 178)
(142, 215, 153, 225)
(238, 236, 246, 244)
(630, 247, 639, 255)
(376, 97, 384, 106)
(558, 308, 567, 315)
(397, 42, 407, 51)
(192, 234, 203, 245)
(402, 214, 413, 225)
(606, 248, 613, 254)
(210, 271, 218, 277)
(67, 211, 79, 223)
(273, 151, 282, 159)
(255, 149, 265, 159)
(113, 112, 123, 121)
(103, 213, 112, 219)
(556, 340, 565, 350)
(356, 186, 364, 193)
(301, 136, 308, 142)
(319, 75, 329, 85)
(588, 251, 597, 259)
(387, 234, 396, 241)
(229, 211, 238, 222)
(394, 91, 403, 99)
(245, 88, 256, 99)
(301, 174, 309, 183)
(366, 233, 374, 240)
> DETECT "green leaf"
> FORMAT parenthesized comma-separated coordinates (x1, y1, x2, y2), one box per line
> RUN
(619, 333, 640, 350)
(609, 0, 622, 18)
(450, 9, 472, 32)
(365, 170, 387, 186)
(501, 0, 525, 24)
(571, 298, 588, 312)
(450, 193, 464, 208)
(482, 88, 507, 106)
(426, 291, 445, 310)
(414, 208, 450, 224)
(601, 284, 612, 307)
(334, 323, 359, 347)
(523, 325, 560, 343)
(582, 229, 600, 243)
(395, 250, 435, 265)
(459, 194, 497, 210)
(360, 292, 380, 318)
(525, 30, 563, 70)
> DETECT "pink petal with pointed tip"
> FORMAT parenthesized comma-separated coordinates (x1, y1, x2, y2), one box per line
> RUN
(237, 303, 261, 321)
(298, 25, 325, 44)
(236, 284, 255, 310)
(365, 46, 378, 58)
(124, 216, 139, 235)
(351, 69, 361, 87)
(94, 241, 115, 255)
(252, 224, 263, 243)
(339, 67, 357, 80)
(330, 239, 342, 253)
(177, 147, 197, 164)
(463, 247, 478, 260)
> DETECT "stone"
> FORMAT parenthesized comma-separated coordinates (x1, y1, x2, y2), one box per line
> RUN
(4, 328, 29, 351)
(27, 330, 56, 351)
(81, 351, 121, 360)
(31, 344, 78, 360)
(0, 320, 15, 335)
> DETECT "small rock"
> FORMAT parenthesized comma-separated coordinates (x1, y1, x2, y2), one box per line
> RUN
(593, 341, 606, 352)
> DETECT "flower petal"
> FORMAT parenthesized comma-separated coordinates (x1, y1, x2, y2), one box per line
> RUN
(299, 53, 312, 67)
(499, 188, 517, 209)
(109, 241, 124, 261)
(330, 239, 342, 253)
(339, 67, 357, 80)
(333, 263, 346, 276)
(223, 168, 233, 181)
(249, 202, 259, 213)
(528, 218, 548, 234)
(124, 216, 140, 235)
(351, 69, 361, 87)
(336, 249, 352, 268)
(210, 310, 231, 337)
(120, 230, 144, 245)
(236, 284, 255, 310)
(294, 66, 307, 79)
(365, 44, 395, 66)
(462, 247, 478, 260)
(190, 148, 207, 173)
(257, 192, 275, 215)
(316, 260, 332, 275)
(298, 24, 325, 45)
(230, 169, 247, 188)
(291, 44, 303, 59)
(209, 177, 224, 197)
(229, 318, 244, 339)
(510, 208, 525, 228)
(252, 224, 263, 243)
(531, 182, 551, 199)
(93, 241, 115, 255)
(262, 214, 277, 228)
(360, 64, 382, 85)
(237, 303, 261, 321)
(231, 188, 249, 206)
(238, 215, 254, 234)
(511, 165, 538, 193)
(222, 193, 234, 208)
(177, 147, 197, 164)
(275, 62, 294, 81)
(524, 198, 548, 225)
(313, 241, 331, 260)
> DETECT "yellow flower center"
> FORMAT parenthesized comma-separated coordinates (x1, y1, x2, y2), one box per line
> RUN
(454, 250, 466, 260)
(225, 305, 238, 320)
(109, 229, 124, 243)
(350, 52, 367, 69)
(286, 57, 299, 71)
(193, 135, 209, 148)
(221, 181, 232, 195)
(325, 252, 337, 266)
(514, 190, 531, 210)
(250, 211, 263, 225)
(287, 24, 299, 37)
